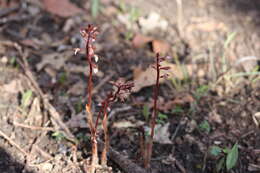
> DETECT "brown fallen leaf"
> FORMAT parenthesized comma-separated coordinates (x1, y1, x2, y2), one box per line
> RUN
(132, 34, 152, 48)
(152, 39, 170, 55)
(133, 61, 199, 92)
(42, 0, 83, 17)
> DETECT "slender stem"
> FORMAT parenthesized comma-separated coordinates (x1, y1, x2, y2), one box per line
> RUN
(150, 54, 160, 139)
(101, 101, 109, 165)
(144, 53, 160, 168)
(86, 35, 93, 109)
(84, 26, 98, 173)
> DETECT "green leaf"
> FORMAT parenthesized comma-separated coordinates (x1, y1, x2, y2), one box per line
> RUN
(158, 112, 168, 120)
(58, 72, 67, 84)
(196, 85, 209, 96)
(223, 147, 230, 154)
(52, 131, 65, 141)
(226, 143, 238, 170)
(210, 146, 222, 156)
(21, 90, 33, 108)
(198, 120, 210, 133)
(91, 0, 100, 18)
(156, 113, 168, 124)
(142, 104, 149, 121)
(171, 106, 184, 114)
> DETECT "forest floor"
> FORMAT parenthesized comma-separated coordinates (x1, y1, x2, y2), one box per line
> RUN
(0, 0, 259, 173)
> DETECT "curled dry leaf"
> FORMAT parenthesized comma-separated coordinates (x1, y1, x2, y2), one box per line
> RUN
(43, 0, 83, 17)
(132, 34, 152, 48)
(132, 34, 170, 55)
(133, 61, 201, 92)
(152, 39, 170, 55)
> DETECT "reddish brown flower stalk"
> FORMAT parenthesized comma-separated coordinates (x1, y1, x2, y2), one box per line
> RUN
(76, 24, 99, 173)
(94, 80, 134, 166)
(144, 53, 170, 168)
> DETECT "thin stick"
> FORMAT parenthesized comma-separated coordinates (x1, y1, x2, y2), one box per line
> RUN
(0, 129, 29, 156)
(13, 122, 55, 131)
(18, 51, 74, 140)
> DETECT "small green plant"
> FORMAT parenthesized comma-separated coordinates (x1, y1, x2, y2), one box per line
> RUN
(142, 104, 149, 121)
(195, 84, 209, 100)
(171, 105, 184, 114)
(58, 71, 67, 85)
(209, 143, 239, 172)
(198, 120, 210, 133)
(156, 112, 168, 124)
(21, 90, 33, 108)
(52, 131, 66, 141)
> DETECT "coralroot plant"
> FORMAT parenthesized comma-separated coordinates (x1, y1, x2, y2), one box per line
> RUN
(75, 25, 134, 172)
(75, 24, 99, 173)
(95, 79, 134, 166)
(143, 53, 170, 168)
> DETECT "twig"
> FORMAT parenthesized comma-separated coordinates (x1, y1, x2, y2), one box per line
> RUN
(13, 121, 55, 131)
(0, 129, 29, 156)
(19, 50, 75, 141)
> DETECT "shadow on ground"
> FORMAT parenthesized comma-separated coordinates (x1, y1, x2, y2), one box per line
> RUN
(0, 147, 33, 173)
(225, 0, 260, 26)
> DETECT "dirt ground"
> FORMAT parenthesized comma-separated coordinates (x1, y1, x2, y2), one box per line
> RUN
(0, 0, 259, 173)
